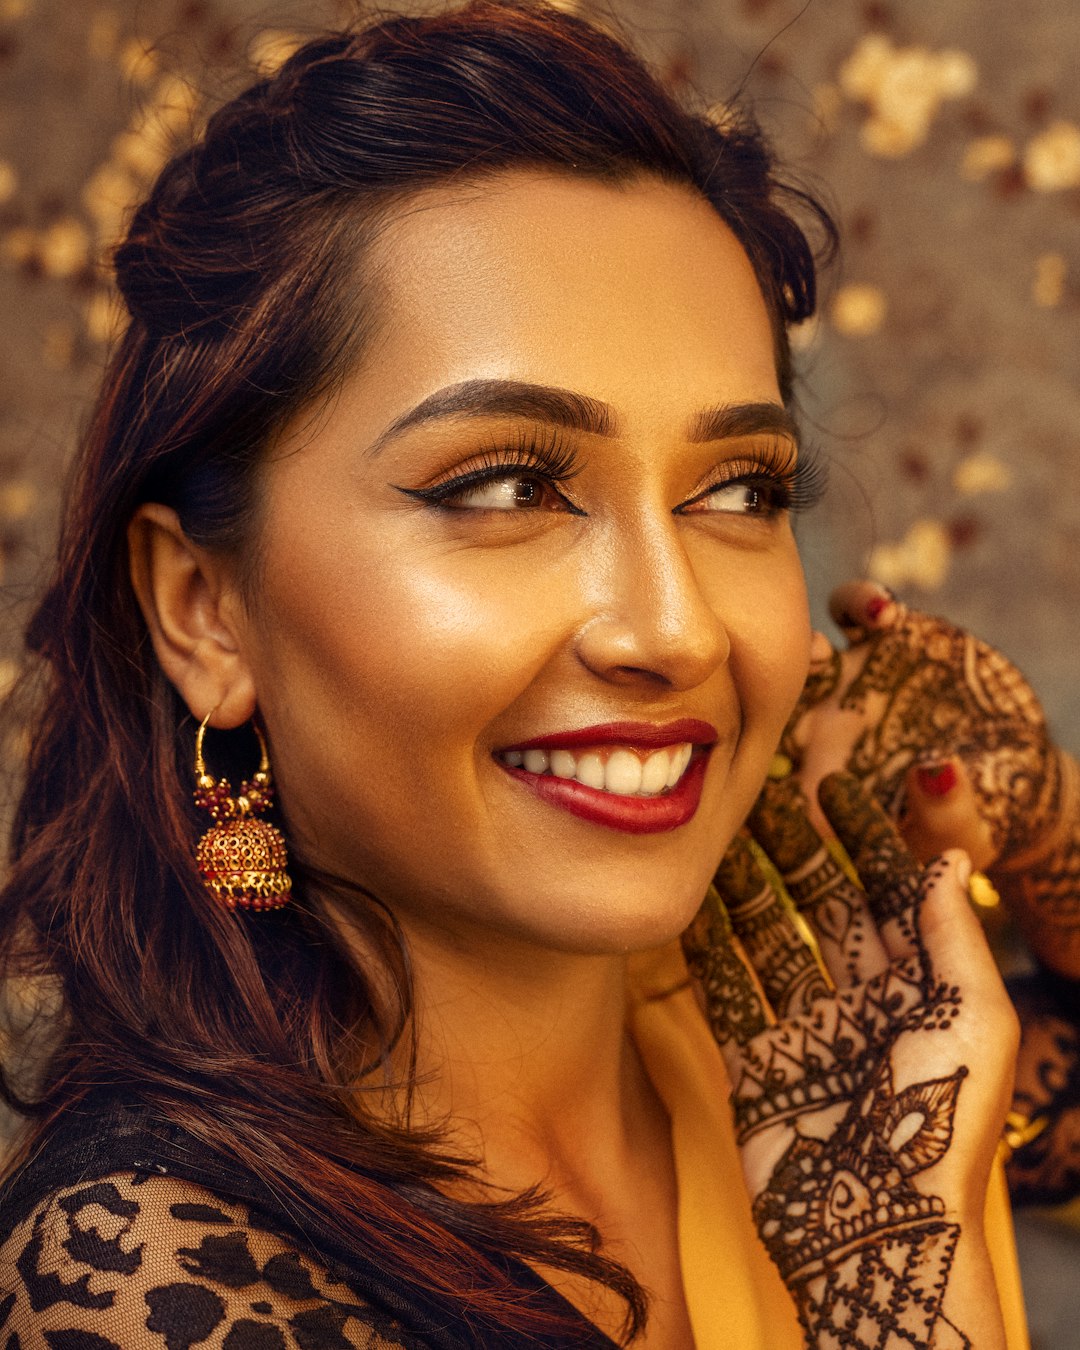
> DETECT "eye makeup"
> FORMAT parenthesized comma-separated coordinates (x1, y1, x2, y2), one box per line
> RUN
(392, 425, 827, 520)
(392, 425, 584, 511)
(677, 437, 828, 518)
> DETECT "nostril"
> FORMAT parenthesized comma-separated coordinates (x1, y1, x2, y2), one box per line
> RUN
(612, 664, 675, 685)
(572, 537, 732, 688)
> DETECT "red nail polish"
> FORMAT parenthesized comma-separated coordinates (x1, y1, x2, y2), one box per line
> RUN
(916, 762, 957, 797)
(865, 596, 889, 622)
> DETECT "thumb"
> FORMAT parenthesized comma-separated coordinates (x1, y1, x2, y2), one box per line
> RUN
(909, 850, 1019, 1205)
(788, 629, 842, 722)
(900, 757, 998, 871)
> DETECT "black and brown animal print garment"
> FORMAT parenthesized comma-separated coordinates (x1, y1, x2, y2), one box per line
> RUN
(0, 1098, 617, 1350)
(1, 1170, 416, 1350)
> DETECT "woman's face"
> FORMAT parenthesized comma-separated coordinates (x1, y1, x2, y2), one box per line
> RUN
(236, 171, 812, 958)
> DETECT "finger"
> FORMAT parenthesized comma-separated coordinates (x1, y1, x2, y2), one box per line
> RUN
(775, 637, 844, 779)
(915, 848, 1019, 1062)
(906, 851, 1020, 1194)
(900, 756, 997, 871)
(747, 776, 891, 986)
(793, 634, 843, 717)
(809, 628, 834, 668)
(681, 884, 771, 1065)
(712, 830, 832, 1016)
(828, 579, 905, 644)
(817, 771, 924, 959)
(803, 629, 842, 702)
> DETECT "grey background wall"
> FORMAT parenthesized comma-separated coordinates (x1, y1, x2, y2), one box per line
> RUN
(0, 0, 1077, 751)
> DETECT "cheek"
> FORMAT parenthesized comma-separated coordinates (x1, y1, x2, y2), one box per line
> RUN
(250, 526, 572, 799)
(722, 544, 811, 740)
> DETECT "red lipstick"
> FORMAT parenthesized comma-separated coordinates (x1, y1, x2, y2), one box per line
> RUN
(502, 751, 709, 834)
(496, 719, 717, 835)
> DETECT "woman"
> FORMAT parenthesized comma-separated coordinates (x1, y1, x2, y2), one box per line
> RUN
(0, 3, 1023, 1346)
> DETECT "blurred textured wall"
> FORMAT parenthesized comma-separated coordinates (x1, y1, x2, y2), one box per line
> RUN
(0, 0, 1078, 747)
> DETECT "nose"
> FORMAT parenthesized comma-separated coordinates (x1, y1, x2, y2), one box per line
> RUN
(574, 514, 731, 691)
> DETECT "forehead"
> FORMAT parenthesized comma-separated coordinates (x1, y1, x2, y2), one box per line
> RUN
(359, 170, 780, 427)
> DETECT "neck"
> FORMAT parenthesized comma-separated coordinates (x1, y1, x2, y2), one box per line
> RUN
(385, 917, 662, 1208)
(342, 908, 692, 1344)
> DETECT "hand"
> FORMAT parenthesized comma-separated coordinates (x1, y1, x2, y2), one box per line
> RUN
(1003, 973, 1080, 1207)
(683, 773, 1017, 1348)
(783, 579, 1080, 977)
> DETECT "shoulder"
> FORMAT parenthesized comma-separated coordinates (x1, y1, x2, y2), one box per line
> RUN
(0, 1170, 418, 1349)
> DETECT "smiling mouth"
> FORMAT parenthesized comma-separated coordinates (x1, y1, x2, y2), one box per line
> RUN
(493, 720, 717, 834)
(496, 743, 694, 797)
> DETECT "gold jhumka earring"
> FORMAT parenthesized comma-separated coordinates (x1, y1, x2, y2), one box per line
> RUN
(193, 711, 292, 911)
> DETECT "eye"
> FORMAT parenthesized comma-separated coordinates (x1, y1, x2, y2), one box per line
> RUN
(688, 479, 780, 516)
(680, 474, 792, 518)
(393, 431, 586, 515)
(677, 442, 827, 520)
(437, 470, 569, 511)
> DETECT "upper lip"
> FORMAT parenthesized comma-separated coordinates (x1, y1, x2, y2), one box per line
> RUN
(499, 719, 719, 753)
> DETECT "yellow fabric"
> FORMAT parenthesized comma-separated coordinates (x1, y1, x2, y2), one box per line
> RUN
(627, 942, 1031, 1350)
(987, 1144, 1032, 1350)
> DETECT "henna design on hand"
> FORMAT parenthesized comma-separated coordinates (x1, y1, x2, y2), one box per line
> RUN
(800, 647, 843, 711)
(713, 831, 832, 1017)
(995, 750, 1080, 967)
(784, 606, 1047, 857)
(683, 887, 769, 1049)
(748, 778, 880, 986)
(1004, 973, 1080, 1206)
(753, 1058, 967, 1347)
(688, 776, 972, 1346)
(784, 590, 1080, 975)
(817, 773, 926, 946)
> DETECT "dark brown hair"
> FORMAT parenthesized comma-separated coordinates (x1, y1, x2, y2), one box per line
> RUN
(0, 2, 834, 1340)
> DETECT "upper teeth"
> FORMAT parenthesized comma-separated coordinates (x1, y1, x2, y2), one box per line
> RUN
(499, 744, 693, 796)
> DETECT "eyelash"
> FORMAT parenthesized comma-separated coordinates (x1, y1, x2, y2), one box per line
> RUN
(394, 427, 583, 510)
(393, 430, 827, 517)
(680, 439, 828, 517)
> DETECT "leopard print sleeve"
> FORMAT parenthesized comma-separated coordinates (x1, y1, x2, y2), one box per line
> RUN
(0, 1171, 420, 1349)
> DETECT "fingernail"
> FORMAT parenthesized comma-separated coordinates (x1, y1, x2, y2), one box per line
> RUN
(916, 761, 958, 797)
(954, 853, 972, 889)
(864, 586, 897, 624)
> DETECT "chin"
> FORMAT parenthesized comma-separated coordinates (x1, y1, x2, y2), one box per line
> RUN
(536, 789, 764, 956)
(525, 874, 716, 957)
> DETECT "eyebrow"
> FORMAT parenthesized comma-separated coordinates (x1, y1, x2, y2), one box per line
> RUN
(687, 401, 799, 446)
(365, 378, 797, 455)
(367, 379, 616, 455)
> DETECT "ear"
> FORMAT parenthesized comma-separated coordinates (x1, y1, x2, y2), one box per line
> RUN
(128, 503, 256, 728)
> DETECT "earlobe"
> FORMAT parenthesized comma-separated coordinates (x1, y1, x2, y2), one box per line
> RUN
(127, 503, 256, 727)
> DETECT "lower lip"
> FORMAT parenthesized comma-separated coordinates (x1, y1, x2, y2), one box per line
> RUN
(499, 749, 710, 834)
